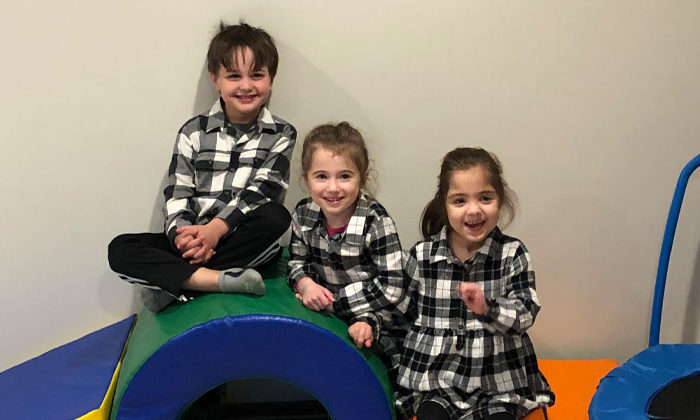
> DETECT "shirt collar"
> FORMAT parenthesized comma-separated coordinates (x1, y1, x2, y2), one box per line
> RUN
(429, 226, 503, 264)
(205, 98, 277, 134)
(302, 194, 371, 246)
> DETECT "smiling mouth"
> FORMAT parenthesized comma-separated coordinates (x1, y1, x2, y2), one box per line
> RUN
(235, 94, 258, 102)
(325, 197, 344, 203)
(465, 221, 485, 229)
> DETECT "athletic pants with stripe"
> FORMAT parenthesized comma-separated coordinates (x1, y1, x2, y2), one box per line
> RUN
(108, 202, 291, 299)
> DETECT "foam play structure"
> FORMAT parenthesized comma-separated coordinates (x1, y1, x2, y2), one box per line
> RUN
(0, 315, 135, 420)
(0, 252, 620, 420)
(14, 187, 686, 419)
(0, 257, 395, 420)
(110, 260, 394, 420)
(589, 153, 700, 419)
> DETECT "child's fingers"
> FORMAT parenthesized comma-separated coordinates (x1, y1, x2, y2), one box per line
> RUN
(178, 225, 199, 233)
(350, 328, 364, 348)
(181, 246, 199, 259)
(323, 288, 336, 302)
(200, 249, 215, 264)
(295, 293, 302, 300)
(186, 236, 204, 250)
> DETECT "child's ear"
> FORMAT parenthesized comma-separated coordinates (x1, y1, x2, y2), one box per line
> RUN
(209, 72, 220, 92)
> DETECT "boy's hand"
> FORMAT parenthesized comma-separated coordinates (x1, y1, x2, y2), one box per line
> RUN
(456, 282, 488, 315)
(295, 277, 335, 311)
(174, 232, 196, 252)
(177, 219, 228, 251)
(177, 219, 229, 263)
(186, 243, 216, 265)
(348, 322, 373, 348)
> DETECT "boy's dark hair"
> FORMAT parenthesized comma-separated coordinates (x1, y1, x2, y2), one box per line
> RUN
(207, 21, 279, 80)
(420, 147, 516, 238)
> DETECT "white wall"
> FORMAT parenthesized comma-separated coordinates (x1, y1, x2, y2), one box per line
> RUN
(1, 1, 699, 371)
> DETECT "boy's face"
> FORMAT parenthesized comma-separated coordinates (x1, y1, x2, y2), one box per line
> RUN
(210, 47, 272, 124)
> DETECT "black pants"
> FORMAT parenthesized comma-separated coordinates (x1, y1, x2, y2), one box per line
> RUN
(108, 202, 291, 295)
(416, 401, 518, 420)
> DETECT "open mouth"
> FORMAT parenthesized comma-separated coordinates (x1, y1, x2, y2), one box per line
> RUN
(324, 196, 344, 204)
(465, 221, 485, 231)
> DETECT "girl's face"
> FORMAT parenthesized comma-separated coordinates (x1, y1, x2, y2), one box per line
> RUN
(305, 146, 362, 228)
(445, 166, 500, 259)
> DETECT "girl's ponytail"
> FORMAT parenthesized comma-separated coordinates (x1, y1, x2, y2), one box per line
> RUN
(420, 195, 445, 239)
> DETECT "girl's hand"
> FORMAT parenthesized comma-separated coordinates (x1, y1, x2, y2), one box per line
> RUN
(296, 277, 335, 311)
(456, 282, 488, 315)
(348, 322, 373, 348)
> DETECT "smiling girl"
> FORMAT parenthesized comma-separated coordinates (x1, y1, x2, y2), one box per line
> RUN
(395, 148, 554, 420)
(287, 122, 404, 356)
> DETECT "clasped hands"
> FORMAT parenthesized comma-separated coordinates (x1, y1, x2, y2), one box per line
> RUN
(174, 219, 229, 265)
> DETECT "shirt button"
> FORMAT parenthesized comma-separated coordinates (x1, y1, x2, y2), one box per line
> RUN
(458, 322, 465, 330)
(229, 167, 235, 172)
(212, 208, 219, 214)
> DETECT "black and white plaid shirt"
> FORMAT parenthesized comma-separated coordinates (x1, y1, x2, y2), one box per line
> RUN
(395, 227, 554, 419)
(287, 195, 404, 332)
(163, 98, 296, 245)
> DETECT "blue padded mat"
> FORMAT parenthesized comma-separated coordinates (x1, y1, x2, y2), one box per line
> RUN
(0, 315, 135, 420)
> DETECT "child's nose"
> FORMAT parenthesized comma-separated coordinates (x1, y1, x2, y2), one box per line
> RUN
(328, 179, 339, 191)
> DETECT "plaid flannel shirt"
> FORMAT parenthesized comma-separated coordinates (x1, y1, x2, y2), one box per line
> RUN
(287, 195, 404, 335)
(163, 99, 296, 246)
(395, 227, 554, 419)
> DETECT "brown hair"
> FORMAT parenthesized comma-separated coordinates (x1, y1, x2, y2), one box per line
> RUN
(301, 122, 371, 190)
(420, 147, 516, 238)
(207, 21, 279, 80)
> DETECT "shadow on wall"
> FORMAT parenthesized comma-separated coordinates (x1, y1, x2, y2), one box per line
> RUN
(145, 63, 218, 234)
(681, 242, 700, 343)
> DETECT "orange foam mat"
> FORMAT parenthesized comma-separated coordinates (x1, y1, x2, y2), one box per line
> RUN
(524, 359, 619, 420)
(406, 359, 617, 420)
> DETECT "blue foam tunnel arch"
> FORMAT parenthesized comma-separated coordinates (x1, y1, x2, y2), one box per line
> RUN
(110, 279, 395, 420)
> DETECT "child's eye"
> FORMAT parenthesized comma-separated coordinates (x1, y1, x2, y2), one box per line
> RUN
(227, 74, 241, 79)
(451, 198, 466, 205)
(339, 173, 354, 180)
(252, 72, 266, 79)
(480, 196, 494, 203)
(315, 174, 328, 180)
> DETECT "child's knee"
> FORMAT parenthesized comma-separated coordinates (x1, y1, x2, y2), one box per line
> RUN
(255, 202, 292, 237)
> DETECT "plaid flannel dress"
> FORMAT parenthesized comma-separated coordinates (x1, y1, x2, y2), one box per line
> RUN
(287, 195, 405, 358)
(395, 227, 554, 420)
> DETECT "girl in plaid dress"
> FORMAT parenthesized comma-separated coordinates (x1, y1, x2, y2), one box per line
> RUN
(287, 122, 404, 358)
(395, 148, 554, 420)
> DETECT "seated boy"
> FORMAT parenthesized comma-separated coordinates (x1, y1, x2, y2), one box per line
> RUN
(108, 22, 296, 312)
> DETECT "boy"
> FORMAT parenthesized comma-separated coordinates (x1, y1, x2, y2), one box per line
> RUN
(108, 22, 296, 312)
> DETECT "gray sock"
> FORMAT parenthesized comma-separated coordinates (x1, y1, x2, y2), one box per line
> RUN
(140, 287, 177, 313)
(218, 268, 265, 295)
